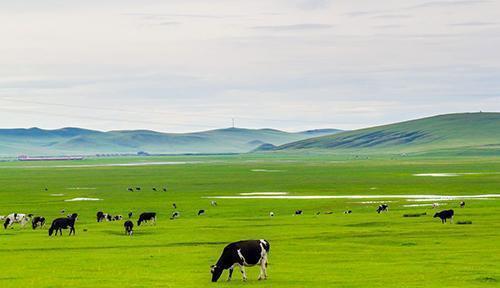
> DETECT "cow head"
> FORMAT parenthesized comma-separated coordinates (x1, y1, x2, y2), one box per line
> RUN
(211, 265, 223, 282)
(433, 213, 439, 218)
(137, 219, 142, 226)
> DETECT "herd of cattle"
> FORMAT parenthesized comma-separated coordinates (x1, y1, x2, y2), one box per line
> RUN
(0, 197, 466, 282)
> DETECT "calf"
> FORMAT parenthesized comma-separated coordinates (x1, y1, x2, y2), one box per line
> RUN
(49, 213, 78, 236)
(198, 210, 205, 216)
(137, 212, 156, 226)
(124, 220, 133, 236)
(377, 204, 389, 214)
(32, 216, 46, 229)
(211, 239, 270, 282)
(170, 211, 180, 220)
(434, 209, 454, 224)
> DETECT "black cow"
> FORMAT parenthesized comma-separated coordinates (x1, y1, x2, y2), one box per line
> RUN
(163, 188, 167, 192)
(294, 210, 303, 215)
(434, 209, 454, 224)
(460, 201, 465, 208)
(198, 210, 205, 216)
(377, 204, 389, 214)
(127, 187, 134, 192)
(135, 187, 141, 191)
(211, 239, 270, 282)
(49, 213, 78, 236)
(137, 212, 156, 226)
(152, 187, 157, 191)
(172, 203, 177, 209)
(32, 216, 45, 229)
(124, 220, 133, 236)
(128, 212, 133, 219)
(97, 211, 105, 222)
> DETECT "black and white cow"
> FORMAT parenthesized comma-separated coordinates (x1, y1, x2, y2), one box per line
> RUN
(198, 210, 205, 216)
(294, 210, 303, 215)
(152, 187, 157, 191)
(211, 239, 270, 282)
(211, 201, 217, 207)
(137, 212, 156, 226)
(3, 213, 32, 229)
(344, 210, 352, 214)
(377, 204, 389, 214)
(48, 213, 78, 236)
(128, 212, 133, 219)
(434, 209, 454, 224)
(127, 187, 134, 192)
(97, 211, 105, 222)
(32, 216, 46, 229)
(135, 187, 141, 191)
(113, 215, 123, 221)
(124, 220, 133, 236)
(460, 201, 465, 208)
(170, 211, 180, 220)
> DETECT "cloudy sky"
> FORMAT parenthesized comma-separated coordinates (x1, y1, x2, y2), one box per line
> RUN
(0, 0, 499, 132)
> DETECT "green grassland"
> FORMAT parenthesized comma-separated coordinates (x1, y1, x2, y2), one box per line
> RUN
(0, 154, 499, 287)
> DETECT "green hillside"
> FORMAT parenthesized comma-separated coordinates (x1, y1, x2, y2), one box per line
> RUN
(0, 127, 341, 156)
(272, 112, 500, 154)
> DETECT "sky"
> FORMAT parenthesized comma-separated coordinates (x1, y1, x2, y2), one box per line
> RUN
(0, 0, 499, 132)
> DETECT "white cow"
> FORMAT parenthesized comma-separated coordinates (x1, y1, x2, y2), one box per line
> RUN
(4, 213, 32, 229)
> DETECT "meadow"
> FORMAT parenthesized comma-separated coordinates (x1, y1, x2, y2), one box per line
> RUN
(0, 154, 499, 288)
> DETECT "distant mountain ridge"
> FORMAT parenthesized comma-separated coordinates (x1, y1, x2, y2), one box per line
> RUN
(266, 112, 500, 154)
(0, 127, 342, 156)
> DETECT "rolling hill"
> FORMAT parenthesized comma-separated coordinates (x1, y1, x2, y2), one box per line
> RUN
(0, 127, 341, 156)
(269, 112, 500, 155)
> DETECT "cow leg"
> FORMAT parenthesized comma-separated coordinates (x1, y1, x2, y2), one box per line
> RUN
(258, 258, 268, 280)
(227, 265, 234, 281)
(237, 264, 247, 281)
(450, 217, 453, 224)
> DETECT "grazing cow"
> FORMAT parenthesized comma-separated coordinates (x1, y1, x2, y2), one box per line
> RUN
(434, 209, 454, 224)
(294, 210, 303, 215)
(105, 214, 113, 221)
(97, 211, 105, 222)
(113, 215, 123, 221)
(135, 187, 141, 191)
(172, 203, 177, 209)
(163, 187, 167, 192)
(4, 213, 32, 229)
(128, 212, 133, 219)
(211, 239, 270, 282)
(460, 201, 465, 208)
(344, 210, 352, 214)
(49, 213, 78, 236)
(124, 220, 133, 236)
(137, 212, 156, 226)
(152, 187, 157, 191)
(170, 211, 180, 220)
(377, 204, 389, 214)
(269, 212, 274, 217)
(211, 201, 217, 207)
(127, 187, 134, 192)
(198, 210, 205, 216)
(32, 216, 46, 229)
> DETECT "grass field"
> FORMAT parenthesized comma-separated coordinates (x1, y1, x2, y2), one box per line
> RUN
(0, 154, 499, 287)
